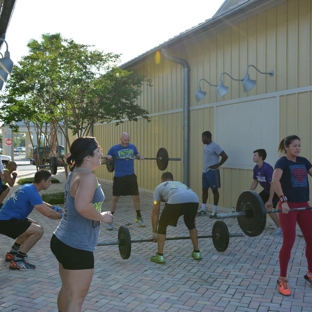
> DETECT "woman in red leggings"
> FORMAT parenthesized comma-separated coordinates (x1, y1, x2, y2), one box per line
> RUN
(271, 135, 312, 296)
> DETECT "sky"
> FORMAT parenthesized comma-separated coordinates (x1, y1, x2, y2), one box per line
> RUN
(5, 0, 225, 65)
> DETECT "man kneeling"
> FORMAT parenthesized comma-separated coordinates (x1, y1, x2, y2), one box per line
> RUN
(151, 172, 201, 264)
(0, 170, 63, 270)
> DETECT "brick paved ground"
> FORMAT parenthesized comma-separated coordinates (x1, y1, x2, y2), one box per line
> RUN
(1, 169, 312, 311)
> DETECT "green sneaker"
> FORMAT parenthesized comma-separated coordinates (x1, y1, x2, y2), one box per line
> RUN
(150, 253, 165, 264)
(191, 251, 202, 260)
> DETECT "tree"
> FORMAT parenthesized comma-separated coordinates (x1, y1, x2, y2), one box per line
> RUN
(0, 33, 151, 154)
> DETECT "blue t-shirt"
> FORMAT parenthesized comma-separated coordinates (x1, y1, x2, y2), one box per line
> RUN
(0, 184, 43, 220)
(107, 144, 139, 177)
(252, 162, 274, 193)
(274, 156, 312, 202)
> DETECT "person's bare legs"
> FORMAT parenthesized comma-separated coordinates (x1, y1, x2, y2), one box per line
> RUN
(132, 195, 140, 211)
(157, 234, 166, 254)
(109, 196, 119, 213)
(57, 265, 93, 312)
(15, 223, 44, 254)
(189, 228, 199, 251)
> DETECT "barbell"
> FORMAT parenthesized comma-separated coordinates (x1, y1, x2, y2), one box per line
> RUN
(97, 221, 244, 259)
(211, 190, 312, 237)
(49, 147, 181, 175)
(105, 147, 181, 172)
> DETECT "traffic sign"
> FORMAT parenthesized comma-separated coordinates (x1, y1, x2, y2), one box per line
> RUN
(5, 138, 12, 146)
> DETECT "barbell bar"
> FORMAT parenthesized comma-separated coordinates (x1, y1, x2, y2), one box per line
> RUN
(49, 147, 181, 175)
(105, 147, 181, 172)
(97, 221, 244, 259)
(211, 190, 312, 237)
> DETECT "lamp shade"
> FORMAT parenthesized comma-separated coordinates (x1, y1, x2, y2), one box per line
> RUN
(0, 56, 13, 74)
(195, 89, 207, 102)
(217, 83, 229, 98)
(0, 67, 8, 82)
(242, 74, 256, 93)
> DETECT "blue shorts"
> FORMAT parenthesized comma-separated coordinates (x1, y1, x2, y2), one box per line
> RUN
(202, 170, 221, 190)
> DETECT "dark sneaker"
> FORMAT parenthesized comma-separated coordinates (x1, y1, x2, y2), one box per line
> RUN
(10, 259, 36, 271)
(197, 210, 206, 216)
(191, 251, 202, 260)
(304, 271, 312, 285)
(277, 278, 291, 296)
(150, 253, 165, 264)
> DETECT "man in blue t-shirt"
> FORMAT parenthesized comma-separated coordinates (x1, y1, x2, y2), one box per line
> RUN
(249, 149, 282, 235)
(0, 170, 63, 270)
(104, 132, 145, 230)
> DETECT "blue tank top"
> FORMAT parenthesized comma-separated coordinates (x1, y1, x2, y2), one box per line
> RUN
(54, 170, 105, 252)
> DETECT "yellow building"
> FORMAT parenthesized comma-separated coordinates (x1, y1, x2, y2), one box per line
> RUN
(95, 0, 312, 210)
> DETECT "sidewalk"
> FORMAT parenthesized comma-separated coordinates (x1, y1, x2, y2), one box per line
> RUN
(0, 169, 311, 311)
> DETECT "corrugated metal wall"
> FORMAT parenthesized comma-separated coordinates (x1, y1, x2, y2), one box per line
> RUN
(92, 0, 312, 209)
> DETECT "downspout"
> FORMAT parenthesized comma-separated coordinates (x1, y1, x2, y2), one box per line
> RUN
(161, 48, 190, 186)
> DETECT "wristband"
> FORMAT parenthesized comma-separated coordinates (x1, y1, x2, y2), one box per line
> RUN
(53, 205, 62, 213)
(12, 176, 16, 179)
(279, 195, 288, 203)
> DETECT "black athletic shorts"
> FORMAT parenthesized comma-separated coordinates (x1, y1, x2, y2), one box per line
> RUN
(0, 219, 32, 239)
(50, 234, 94, 270)
(0, 185, 9, 194)
(158, 202, 199, 235)
(113, 174, 139, 196)
(259, 190, 278, 208)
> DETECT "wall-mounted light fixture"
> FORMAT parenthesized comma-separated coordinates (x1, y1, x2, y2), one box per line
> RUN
(195, 65, 274, 102)
(0, 38, 14, 90)
(242, 64, 274, 93)
(195, 78, 217, 102)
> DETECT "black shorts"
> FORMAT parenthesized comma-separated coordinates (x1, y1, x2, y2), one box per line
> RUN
(0, 185, 9, 195)
(158, 202, 199, 235)
(0, 219, 32, 239)
(259, 190, 278, 208)
(113, 174, 139, 196)
(50, 234, 94, 270)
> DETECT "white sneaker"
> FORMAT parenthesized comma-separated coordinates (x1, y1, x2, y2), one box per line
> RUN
(106, 222, 113, 230)
(273, 228, 282, 236)
(136, 217, 146, 227)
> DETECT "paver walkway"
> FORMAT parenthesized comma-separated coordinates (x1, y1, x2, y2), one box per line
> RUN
(0, 169, 311, 311)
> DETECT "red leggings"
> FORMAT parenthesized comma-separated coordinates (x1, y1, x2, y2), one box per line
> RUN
(278, 201, 312, 277)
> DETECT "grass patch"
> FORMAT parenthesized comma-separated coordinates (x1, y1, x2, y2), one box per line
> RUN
(18, 177, 60, 185)
(42, 192, 65, 204)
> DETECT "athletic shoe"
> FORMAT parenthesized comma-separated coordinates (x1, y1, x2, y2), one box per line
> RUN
(197, 210, 206, 216)
(5, 252, 16, 262)
(209, 212, 216, 218)
(277, 278, 291, 296)
(106, 222, 113, 230)
(136, 217, 146, 227)
(191, 251, 202, 260)
(150, 253, 165, 264)
(304, 271, 312, 285)
(273, 228, 282, 236)
(9, 259, 36, 271)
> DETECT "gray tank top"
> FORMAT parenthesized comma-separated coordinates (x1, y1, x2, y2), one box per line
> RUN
(54, 170, 105, 252)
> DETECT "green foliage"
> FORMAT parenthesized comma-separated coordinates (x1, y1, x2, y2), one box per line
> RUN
(18, 177, 60, 185)
(0, 33, 151, 140)
(41, 192, 65, 205)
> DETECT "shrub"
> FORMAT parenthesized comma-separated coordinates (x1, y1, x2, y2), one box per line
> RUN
(18, 177, 60, 185)
(41, 192, 65, 204)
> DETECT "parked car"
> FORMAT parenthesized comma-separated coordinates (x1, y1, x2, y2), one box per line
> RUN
(31, 145, 65, 166)
(1, 154, 11, 167)
(15, 147, 26, 153)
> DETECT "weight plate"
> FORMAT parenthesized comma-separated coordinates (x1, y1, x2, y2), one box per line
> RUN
(118, 225, 131, 259)
(50, 157, 58, 175)
(212, 220, 229, 252)
(236, 190, 266, 237)
(106, 159, 114, 173)
(156, 147, 169, 171)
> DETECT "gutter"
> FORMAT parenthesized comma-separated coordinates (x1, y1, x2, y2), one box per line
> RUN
(161, 48, 190, 186)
